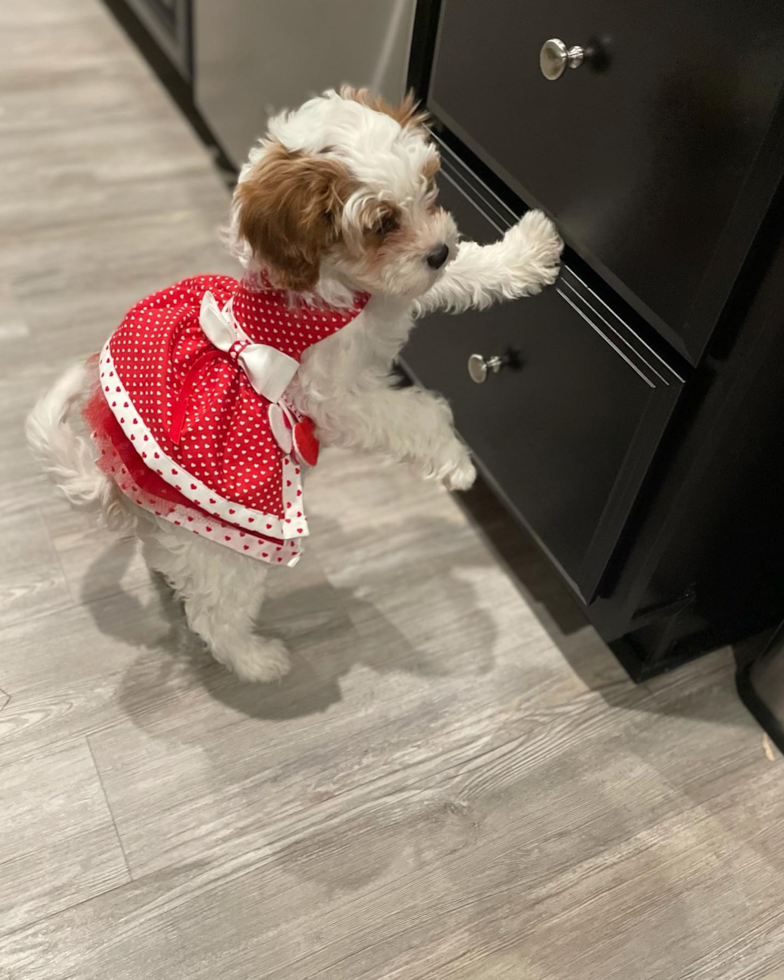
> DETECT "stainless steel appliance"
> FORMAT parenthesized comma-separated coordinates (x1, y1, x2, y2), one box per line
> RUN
(194, 0, 416, 167)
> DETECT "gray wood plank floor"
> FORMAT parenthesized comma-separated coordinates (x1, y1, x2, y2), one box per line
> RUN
(1, 2, 783, 977)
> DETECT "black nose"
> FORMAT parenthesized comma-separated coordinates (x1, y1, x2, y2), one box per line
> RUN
(426, 244, 449, 270)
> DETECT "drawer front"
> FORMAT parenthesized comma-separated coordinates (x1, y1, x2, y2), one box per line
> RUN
(428, 0, 784, 362)
(402, 145, 685, 602)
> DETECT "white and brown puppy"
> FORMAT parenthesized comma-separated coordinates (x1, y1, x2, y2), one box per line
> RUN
(28, 87, 562, 682)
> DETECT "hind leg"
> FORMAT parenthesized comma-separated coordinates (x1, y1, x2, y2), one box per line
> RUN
(138, 519, 290, 682)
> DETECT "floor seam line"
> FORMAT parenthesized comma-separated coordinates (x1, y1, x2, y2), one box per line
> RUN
(85, 733, 134, 881)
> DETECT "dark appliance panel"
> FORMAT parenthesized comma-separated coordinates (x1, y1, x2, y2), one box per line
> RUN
(428, 0, 784, 362)
(125, 0, 191, 78)
(402, 142, 685, 602)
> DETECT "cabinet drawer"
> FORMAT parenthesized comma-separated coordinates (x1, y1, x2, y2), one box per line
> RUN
(428, 0, 784, 362)
(402, 145, 685, 602)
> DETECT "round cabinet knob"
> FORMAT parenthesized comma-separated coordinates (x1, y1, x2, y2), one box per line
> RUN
(468, 353, 504, 384)
(540, 38, 585, 80)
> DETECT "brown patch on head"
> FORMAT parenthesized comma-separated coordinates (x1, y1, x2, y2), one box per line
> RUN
(236, 143, 357, 291)
(340, 85, 429, 131)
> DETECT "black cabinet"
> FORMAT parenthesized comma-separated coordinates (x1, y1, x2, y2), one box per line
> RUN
(404, 143, 683, 602)
(406, 0, 784, 679)
(428, 0, 784, 363)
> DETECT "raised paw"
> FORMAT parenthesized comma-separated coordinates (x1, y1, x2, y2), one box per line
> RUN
(504, 210, 564, 294)
(441, 452, 477, 492)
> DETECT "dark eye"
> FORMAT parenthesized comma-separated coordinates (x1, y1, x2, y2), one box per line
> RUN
(376, 212, 400, 236)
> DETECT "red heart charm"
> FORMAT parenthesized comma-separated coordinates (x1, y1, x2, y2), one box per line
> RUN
(293, 417, 319, 466)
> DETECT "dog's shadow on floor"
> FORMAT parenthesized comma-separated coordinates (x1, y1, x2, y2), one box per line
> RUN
(84, 511, 499, 731)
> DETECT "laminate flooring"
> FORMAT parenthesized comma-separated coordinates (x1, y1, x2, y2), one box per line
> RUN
(1, 2, 783, 978)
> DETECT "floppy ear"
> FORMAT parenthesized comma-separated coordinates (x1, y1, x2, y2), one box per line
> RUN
(235, 144, 356, 291)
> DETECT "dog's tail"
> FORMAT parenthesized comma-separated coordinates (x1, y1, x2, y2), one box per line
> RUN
(26, 361, 119, 517)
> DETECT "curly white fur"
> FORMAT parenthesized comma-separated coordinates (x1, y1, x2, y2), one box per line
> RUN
(413, 210, 563, 316)
(137, 516, 285, 682)
(28, 89, 562, 682)
(25, 362, 131, 531)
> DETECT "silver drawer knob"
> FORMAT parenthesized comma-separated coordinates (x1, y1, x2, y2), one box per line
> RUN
(540, 38, 585, 80)
(468, 353, 504, 384)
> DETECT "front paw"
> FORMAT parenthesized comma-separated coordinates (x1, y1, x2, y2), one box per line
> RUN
(440, 450, 477, 492)
(504, 210, 564, 294)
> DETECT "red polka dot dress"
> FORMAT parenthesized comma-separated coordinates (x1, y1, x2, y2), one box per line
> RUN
(84, 274, 369, 565)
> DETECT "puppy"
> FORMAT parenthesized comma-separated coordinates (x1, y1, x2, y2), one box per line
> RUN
(27, 87, 562, 682)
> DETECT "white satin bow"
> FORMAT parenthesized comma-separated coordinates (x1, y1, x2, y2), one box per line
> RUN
(199, 291, 299, 404)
